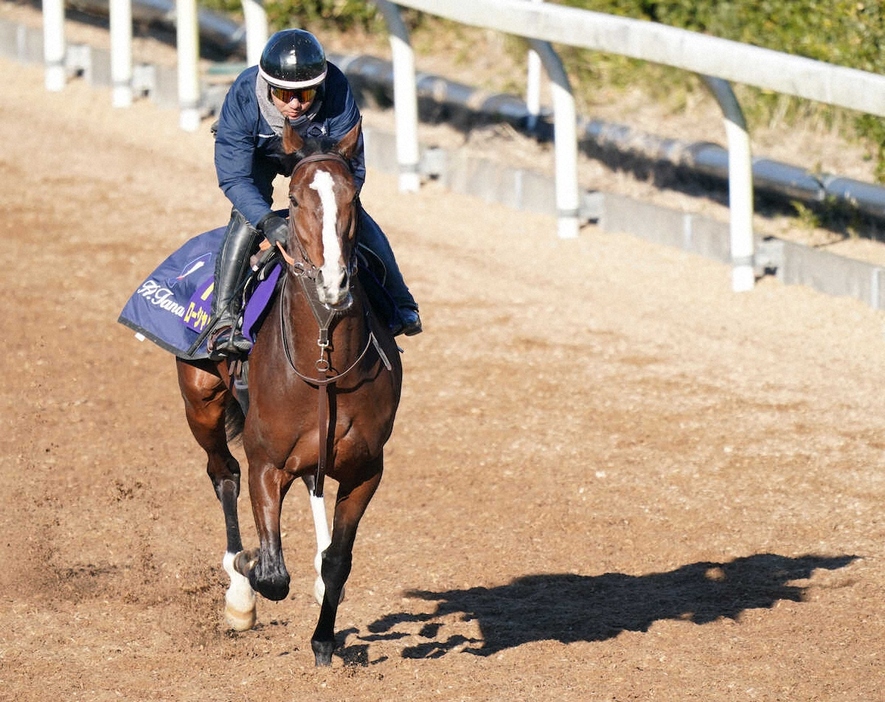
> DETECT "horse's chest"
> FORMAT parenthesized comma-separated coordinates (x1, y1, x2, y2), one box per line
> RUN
(277, 421, 380, 474)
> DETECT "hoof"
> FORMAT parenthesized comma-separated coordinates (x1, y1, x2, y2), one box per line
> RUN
(223, 551, 257, 631)
(246, 556, 290, 601)
(252, 576, 290, 602)
(224, 599, 257, 631)
(233, 549, 259, 576)
(311, 639, 335, 667)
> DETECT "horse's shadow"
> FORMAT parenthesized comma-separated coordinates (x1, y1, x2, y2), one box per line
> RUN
(346, 553, 856, 661)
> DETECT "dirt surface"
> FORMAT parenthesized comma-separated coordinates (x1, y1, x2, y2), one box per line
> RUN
(2, 20, 885, 702)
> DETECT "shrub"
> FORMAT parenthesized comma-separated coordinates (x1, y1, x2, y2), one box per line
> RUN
(558, 0, 885, 180)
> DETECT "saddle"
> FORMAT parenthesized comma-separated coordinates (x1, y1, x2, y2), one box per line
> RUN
(222, 244, 400, 415)
(236, 243, 402, 349)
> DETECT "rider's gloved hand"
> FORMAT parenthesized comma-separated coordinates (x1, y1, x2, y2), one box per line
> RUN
(257, 213, 289, 247)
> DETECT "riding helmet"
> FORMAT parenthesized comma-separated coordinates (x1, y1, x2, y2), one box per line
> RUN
(258, 29, 328, 89)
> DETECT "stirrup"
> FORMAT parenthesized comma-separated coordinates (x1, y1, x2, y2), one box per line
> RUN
(207, 324, 252, 360)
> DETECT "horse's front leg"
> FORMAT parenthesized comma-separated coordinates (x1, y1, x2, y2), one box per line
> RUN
(244, 460, 297, 601)
(302, 474, 343, 606)
(176, 358, 256, 630)
(311, 458, 383, 666)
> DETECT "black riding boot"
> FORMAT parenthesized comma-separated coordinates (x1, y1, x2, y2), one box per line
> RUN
(359, 208, 422, 336)
(207, 210, 257, 360)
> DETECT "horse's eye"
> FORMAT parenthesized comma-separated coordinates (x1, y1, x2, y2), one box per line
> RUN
(289, 195, 298, 207)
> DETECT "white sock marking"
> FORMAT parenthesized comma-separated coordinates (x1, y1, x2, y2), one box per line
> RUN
(222, 550, 256, 630)
(310, 492, 331, 603)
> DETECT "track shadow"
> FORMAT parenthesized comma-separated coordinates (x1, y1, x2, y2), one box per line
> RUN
(358, 553, 856, 660)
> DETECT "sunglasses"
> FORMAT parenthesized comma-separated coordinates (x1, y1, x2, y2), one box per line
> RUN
(269, 85, 317, 104)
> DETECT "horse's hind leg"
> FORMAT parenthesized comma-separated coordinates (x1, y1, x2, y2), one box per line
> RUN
(176, 358, 256, 631)
(311, 458, 383, 666)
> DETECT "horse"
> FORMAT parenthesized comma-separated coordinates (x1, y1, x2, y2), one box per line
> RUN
(175, 118, 403, 666)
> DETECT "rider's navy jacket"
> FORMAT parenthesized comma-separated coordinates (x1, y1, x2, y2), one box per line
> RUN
(214, 62, 365, 228)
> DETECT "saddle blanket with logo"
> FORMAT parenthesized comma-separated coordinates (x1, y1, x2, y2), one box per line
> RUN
(117, 226, 281, 360)
(118, 226, 398, 360)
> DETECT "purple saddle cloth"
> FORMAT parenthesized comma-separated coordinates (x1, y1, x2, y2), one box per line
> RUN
(118, 226, 280, 360)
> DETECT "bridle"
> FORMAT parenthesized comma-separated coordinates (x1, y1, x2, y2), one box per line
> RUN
(276, 150, 391, 497)
(279, 151, 359, 280)
(281, 150, 364, 374)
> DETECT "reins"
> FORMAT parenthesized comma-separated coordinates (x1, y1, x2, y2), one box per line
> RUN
(276, 151, 392, 498)
(278, 273, 388, 498)
(280, 272, 383, 385)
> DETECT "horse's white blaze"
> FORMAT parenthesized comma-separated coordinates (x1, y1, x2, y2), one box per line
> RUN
(310, 170, 346, 304)
(310, 492, 332, 604)
(223, 550, 257, 631)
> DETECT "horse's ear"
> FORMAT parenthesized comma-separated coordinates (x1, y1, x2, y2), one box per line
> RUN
(335, 118, 362, 161)
(283, 120, 303, 155)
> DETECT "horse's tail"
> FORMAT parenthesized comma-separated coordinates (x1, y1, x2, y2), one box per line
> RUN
(225, 395, 245, 443)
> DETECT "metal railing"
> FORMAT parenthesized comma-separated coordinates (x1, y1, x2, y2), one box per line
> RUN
(39, 0, 885, 291)
(371, 0, 885, 291)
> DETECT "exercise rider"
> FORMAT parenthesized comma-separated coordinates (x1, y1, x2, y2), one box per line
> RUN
(208, 28, 422, 359)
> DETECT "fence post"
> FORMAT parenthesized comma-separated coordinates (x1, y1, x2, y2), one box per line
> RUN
(529, 39, 580, 239)
(702, 76, 755, 292)
(374, 0, 421, 193)
(42, 0, 66, 92)
(110, 0, 133, 107)
(176, 0, 202, 131)
(241, 0, 268, 66)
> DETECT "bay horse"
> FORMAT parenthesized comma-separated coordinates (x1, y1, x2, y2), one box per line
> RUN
(175, 119, 403, 666)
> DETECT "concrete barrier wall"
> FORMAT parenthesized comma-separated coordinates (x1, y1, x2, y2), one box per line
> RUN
(6, 14, 885, 313)
(364, 124, 885, 311)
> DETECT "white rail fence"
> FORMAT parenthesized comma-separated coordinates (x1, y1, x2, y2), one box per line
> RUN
(376, 0, 885, 292)
(38, 0, 885, 292)
(41, 0, 269, 128)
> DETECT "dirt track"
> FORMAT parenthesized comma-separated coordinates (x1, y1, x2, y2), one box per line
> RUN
(2, 47, 885, 701)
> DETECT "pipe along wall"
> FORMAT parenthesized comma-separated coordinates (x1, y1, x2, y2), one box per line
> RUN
(64, 0, 885, 225)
